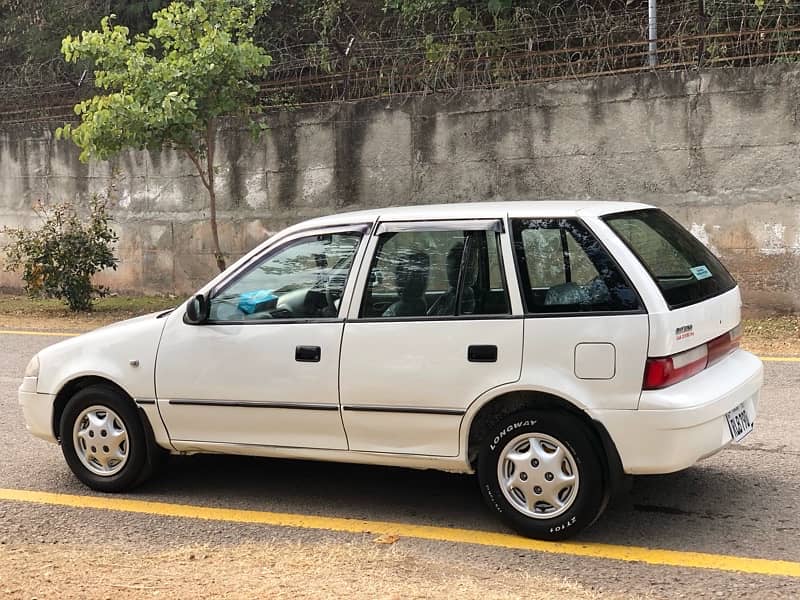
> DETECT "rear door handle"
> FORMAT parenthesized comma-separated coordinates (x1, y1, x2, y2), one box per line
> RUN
(295, 345, 321, 362)
(468, 345, 497, 363)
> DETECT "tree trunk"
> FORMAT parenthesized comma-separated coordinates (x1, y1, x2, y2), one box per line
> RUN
(206, 118, 226, 272)
(183, 120, 226, 273)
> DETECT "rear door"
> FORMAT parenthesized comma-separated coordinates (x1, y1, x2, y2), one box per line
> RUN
(338, 219, 523, 457)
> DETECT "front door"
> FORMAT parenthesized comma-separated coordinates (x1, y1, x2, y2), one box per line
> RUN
(155, 226, 368, 450)
(339, 219, 524, 457)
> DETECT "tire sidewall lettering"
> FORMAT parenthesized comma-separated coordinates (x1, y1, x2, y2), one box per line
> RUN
(483, 483, 504, 513)
(549, 515, 578, 534)
(489, 419, 537, 452)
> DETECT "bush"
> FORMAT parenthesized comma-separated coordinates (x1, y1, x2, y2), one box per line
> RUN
(2, 197, 119, 311)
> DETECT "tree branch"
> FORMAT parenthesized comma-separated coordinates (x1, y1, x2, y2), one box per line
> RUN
(206, 118, 216, 191)
(183, 148, 211, 191)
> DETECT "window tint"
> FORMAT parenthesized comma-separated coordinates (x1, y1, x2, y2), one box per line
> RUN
(360, 229, 511, 318)
(209, 231, 362, 321)
(521, 228, 565, 287)
(487, 230, 505, 291)
(512, 218, 641, 314)
(604, 209, 736, 309)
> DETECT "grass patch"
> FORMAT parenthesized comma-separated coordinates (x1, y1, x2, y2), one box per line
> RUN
(741, 315, 800, 357)
(0, 294, 178, 315)
(0, 293, 180, 332)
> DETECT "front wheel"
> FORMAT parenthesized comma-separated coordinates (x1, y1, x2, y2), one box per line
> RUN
(477, 410, 606, 540)
(60, 385, 151, 492)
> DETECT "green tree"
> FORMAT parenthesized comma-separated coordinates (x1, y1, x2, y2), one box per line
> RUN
(57, 0, 272, 271)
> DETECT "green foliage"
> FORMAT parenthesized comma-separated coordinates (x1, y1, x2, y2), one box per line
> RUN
(57, 0, 273, 162)
(2, 198, 118, 312)
(56, 0, 273, 271)
(753, 0, 792, 12)
(0, 1, 169, 67)
(384, 0, 454, 25)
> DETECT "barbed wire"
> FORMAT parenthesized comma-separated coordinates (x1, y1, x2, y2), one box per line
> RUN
(1, 0, 798, 123)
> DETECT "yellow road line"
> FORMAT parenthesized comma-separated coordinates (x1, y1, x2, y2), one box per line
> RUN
(0, 488, 798, 578)
(759, 356, 800, 362)
(0, 329, 80, 337)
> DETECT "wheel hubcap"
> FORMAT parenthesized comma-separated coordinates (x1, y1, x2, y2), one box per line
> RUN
(497, 432, 579, 520)
(72, 405, 129, 477)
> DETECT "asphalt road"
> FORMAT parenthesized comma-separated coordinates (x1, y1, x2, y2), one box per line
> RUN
(2, 331, 799, 598)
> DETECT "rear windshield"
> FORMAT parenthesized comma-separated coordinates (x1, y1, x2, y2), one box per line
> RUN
(603, 209, 736, 310)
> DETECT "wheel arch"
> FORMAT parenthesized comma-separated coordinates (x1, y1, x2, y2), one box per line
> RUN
(52, 376, 137, 442)
(463, 389, 626, 498)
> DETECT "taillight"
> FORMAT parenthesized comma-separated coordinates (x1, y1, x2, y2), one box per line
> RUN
(644, 345, 708, 390)
(643, 325, 741, 390)
(707, 325, 741, 366)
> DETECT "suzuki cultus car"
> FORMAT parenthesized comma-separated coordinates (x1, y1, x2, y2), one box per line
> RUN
(19, 202, 762, 539)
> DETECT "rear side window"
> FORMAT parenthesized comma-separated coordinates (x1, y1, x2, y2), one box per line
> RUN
(360, 228, 511, 319)
(511, 218, 641, 314)
(604, 209, 736, 310)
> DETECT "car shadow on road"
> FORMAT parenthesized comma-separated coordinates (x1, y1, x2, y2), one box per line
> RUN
(140, 453, 496, 530)
(129, 451, 793, 554)
(586, 465, 796, 552)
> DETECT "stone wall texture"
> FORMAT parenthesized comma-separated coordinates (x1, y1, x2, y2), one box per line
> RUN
(1, 65, 799, 312)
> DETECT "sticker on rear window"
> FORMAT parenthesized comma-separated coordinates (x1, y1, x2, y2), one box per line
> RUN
(690, 265, 712, 280)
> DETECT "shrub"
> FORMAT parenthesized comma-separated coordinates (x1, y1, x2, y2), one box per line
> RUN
(2, 197, 119, 311)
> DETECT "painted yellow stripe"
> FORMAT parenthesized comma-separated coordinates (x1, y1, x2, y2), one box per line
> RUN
(0, 488, 798, 578)
(759, 356, 800, 362)
(0, 329, 80, 337)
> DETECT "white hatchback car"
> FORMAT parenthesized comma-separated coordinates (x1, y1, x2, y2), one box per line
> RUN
(19, 201, 763, 540)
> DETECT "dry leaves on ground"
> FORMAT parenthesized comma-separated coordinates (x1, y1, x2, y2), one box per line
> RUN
(0, 539, 634, 600)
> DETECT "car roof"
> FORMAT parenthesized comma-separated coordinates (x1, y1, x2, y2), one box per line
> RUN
(281, 200, 653, 235)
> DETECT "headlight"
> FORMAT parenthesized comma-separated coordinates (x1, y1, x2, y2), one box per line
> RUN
(24, 355, 39, 378)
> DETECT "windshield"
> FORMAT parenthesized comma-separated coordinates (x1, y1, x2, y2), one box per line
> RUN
(603, 209, 736, 310)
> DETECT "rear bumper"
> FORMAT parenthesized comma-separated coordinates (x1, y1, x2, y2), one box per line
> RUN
(593, 349, 763, 475)
(19, 377, 57, 444)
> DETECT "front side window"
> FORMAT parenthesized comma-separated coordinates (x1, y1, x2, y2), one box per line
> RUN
(512, 218, 641, 314)
(604, 209, 736, 309)
(360, 228, 511, 318)
(209, 231, 362, 322)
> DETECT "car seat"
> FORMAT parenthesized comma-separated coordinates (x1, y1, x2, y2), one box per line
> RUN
(382, 250, 430, 317)
(427, 241, 477, 316)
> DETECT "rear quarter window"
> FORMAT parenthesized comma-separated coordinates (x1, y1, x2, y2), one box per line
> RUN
(603, 209, 736, 310)
(511, 218, 642, 314)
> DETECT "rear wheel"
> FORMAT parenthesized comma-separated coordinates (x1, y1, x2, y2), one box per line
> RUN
(60, 385, 153, 492)
(477, 410, 606, 540)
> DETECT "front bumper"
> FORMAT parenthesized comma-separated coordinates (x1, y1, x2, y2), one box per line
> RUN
(593, 349, 763, 475)
(19, 377, 57, 443)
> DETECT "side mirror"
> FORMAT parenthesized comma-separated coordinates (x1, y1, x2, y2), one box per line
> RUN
(184, 294, 210, 324)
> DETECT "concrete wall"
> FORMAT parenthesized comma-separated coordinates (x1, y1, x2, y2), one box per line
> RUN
(1, 65, 799, 312)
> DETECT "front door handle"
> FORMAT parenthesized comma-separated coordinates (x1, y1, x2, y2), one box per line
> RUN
(468, 345, 497, 363)
(295, 345, 321, 362)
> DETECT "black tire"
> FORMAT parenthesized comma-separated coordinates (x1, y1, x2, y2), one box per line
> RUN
(59, 384, 152, 492)
(477, 410, 606, 540)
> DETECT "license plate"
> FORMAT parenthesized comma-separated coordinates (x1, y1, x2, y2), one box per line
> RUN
(726, 402, 753, 443)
